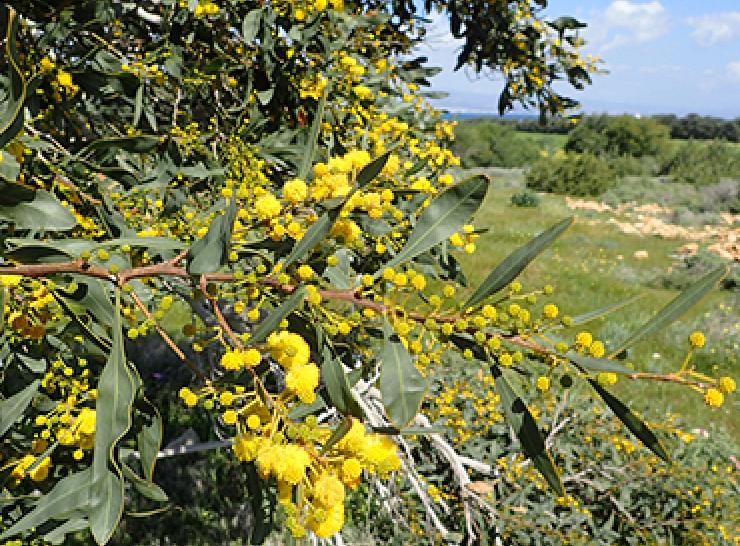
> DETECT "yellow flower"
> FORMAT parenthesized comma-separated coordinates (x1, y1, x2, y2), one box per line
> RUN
(543, 303, 558, 319)
(718, 376, 735, 394)
(589, 340, 605, 358)
(688, 331, 705, 349)
(297, 264, 314, 280)
(575, 331, 593, 350)
(283, 178, 308, 204)
(222, 410, 238, 425)
(254, 193, 282, 220)
(267, 331, 311, 369)
(703, 388, 723, 408)
(275, 444, 311, 485)
(233, 433, 260, 462)
(285, 363, 320, 403)
(340, 457, 362, 488)
(221, 349, 244, 371)
(306, 503, 344, 538)
(0, 274, 23, 287)
(536, 376, 550, 392)
(56, 70, 74, 90)
(312, 472, 345, 507)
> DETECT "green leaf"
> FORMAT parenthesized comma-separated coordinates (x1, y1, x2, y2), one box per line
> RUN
(0, 8, 26, 148)
(355, 151, 391, 188)
(187, 198, 237, 275)
(298, 86, 327, 180)
(465, 217, 572, 309)
(136, 399, 163, 482)
(0, 150, 20, 182)
(320, 348, 363, 419)
(78, 135, 160, 155)
(99, 237, 187, 251)
(379, 318, 427, 427)
(321, 416, 354, 453)
(380, 175, 488, 273)
(0, 469, 92, 540)
(89, 288, 136, 544)
(121, 464, 168, 502)
(589, 379, 670, 462)
(612, 265, 726, 355)
(323, 248, 351, 289)
(43, 518, 90, 545)
(0, 379, 40, 437)
(0, 184, 76, 231)
(491, 364, 564, 496)
(242, 8, 262, 42)
(249, 286, 307, 344)
(566, 352, 634, 375)
(283, 208, 339, 268)
(566, 294, 644, 327)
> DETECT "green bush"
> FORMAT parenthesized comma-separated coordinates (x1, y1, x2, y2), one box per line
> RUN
(659, 140, 740, 185)
(453, 120, 550, 168)
(526, 152, 617, 196)
(510, 190, 540, 207)
(566, 114, 669, 157)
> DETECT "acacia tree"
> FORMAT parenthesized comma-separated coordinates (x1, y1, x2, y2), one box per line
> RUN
(0, 1, 734, 544)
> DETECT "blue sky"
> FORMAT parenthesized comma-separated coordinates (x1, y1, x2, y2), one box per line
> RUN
(416, 1, 740, 117)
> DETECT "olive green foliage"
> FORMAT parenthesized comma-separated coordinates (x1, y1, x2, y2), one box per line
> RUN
(510, 190, 540, 207)
(526, 152, 617, 196)
(565, 114, 670, 158)
(452, 120, 547, 168)
(659, 139, 740, 185)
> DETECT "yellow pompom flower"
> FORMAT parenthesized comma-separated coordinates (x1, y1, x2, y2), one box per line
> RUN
(221, 349, 244, 371)
(589, 340, 605, 358)
(267, 331, 311, 369)
(283, 178, 308, 204)
(233, 433, 260, 462)
(255, 193, 282, 220)
(688, 331, 705, 349)
(718, 376, 736, 394)
(543, 303, 558, 319)
(276, 444, 311, 485)
(536, 376, 550, 392)
(575, 331, 593, 350)
(222, 410, 238, 425)
(703, 388, 723, 408)
(340, 457, 362, 488)
(0, 274, 23, 287)
(312, 472, 345, 507)
(297, 265, 314, 280)
(306, 503, 345, 538)
(285, 363, 320, 403)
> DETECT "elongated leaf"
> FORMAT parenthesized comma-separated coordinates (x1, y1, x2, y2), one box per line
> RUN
(121, 464, 168, 502)
(465, 217, 572, 309)
(283, 208, 339, 268)
(242, 8, 262, 42)
(355, 151, 391, 188)
(322, 416, 354, 453)
(89, 471, 123, 545)
(249, 286, 306, 344)
(491, 364, 564, 496)
(0, 186, 76, 231)
(136, 399, 163, 482)
(187, 198, 237, 275)
(43, 518, 90, 545)
(589, 379, 669, 462)
(0, 8, 26, 147)
(320, 348, 363, 418)
(566, 352, 634, 375)
(566, 294, 644, 327)
(0, 380, 40, 437)
(298, 86, 327, 180)
(90, 289, 135, 544)
(613, 265, 726, 355)
(380, 318, 427, 427)
(99, 237, 187, 251)
(381, 176, 488, 273)
(78, 135, 160, 155)
(0, 469, 92, 539)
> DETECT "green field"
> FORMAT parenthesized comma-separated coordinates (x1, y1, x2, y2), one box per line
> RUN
(454, 168, 738, 439)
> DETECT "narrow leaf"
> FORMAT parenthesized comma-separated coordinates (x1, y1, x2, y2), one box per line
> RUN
(0, 8, 26, 147)
(355, 151, 391, 188)
(381, 175, 488, 273)
(187, 198, 237, 275)
(0, 469, 92, 539)
(566, 352, 635, 375)
(379, 318, 427, 427)
(322, 416, 354, 453)
(298, 86, 328, 180)
(465, 217, 572, 309)
(0, 380, 40, 437)
(491, 364, 564, 496)
(566, 294, 644, 327)
(320, 348, 363, 419)
(249, 286, 306, 344)
(0, 186, 76, 231)
(589, 379, 670, 462)
(612, 265, 726, 355)
(283, 209, 339, 268)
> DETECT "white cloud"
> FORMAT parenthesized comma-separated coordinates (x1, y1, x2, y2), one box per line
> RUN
(687, 12, 740, 46)
(727, 61, 740, 81)
(590, 1, 669, 52)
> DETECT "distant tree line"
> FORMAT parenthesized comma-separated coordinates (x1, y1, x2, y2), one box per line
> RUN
(466, 113, 740, 142)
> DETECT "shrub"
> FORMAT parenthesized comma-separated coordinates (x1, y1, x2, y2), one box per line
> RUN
(452, 120, 544, 168)
(659, 140, 740, 185)
(526, 152, 618, 196)
(510, 190, 540, 207)
(566, 114, 669, 157)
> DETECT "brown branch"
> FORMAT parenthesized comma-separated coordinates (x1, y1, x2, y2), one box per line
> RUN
(128, 290, 207, 381)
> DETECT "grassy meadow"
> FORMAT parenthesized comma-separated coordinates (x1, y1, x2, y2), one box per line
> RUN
(452, 161, 738, 441)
